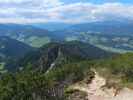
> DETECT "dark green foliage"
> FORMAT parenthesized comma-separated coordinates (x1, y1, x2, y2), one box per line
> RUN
(47, 62, 92, 82)
(0, 61, 93, 100)
(0, 71, 59, 100)
(92, 53, 133, 84)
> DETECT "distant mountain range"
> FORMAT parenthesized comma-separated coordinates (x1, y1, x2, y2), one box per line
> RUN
(31, 22, 73, 31)
(0, 23, 50, 36)
(31, 21, 133, 35)
(0, 21, 133, 52)
(68, 21, 133, 35)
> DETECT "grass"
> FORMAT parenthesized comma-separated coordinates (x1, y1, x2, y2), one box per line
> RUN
(25, 36, 51, 47)
(0, 62, 7, 74)
(0, 62, 5, 70)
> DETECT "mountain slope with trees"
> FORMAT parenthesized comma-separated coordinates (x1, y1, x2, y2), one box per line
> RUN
(0, 52, 133, 99)
(17, 41, 113, 72)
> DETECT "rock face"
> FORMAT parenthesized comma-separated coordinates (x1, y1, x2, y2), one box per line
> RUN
(68, 72, 133, 100)
(113, 88, 133, 100)
(38, 45, 60, 71)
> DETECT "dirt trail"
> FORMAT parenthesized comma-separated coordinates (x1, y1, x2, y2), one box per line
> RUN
(71, 72, 133, 100)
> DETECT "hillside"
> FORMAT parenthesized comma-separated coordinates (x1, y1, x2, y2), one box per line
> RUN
(17, 41, 113, 72)
(0, 36, 34, 72)
(0, 61, 94, 100)
(66, 53, 133, 100)
(0, 36, 34, 59)
(0, 52, 133, 99)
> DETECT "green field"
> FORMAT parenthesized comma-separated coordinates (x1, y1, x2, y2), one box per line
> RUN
(0, 62, 7, 73)
(25, 36, 51, 47)
(65, 36, 78, 41)
(0, 62, 5, 70)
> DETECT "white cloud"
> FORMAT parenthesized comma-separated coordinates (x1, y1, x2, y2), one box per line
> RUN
(45, 3, 133, 23)
(0, 0, 25, 3)
(0, 1, 132, 23)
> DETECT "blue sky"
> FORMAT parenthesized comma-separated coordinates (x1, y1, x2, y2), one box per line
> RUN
(0, 0, 132, 23)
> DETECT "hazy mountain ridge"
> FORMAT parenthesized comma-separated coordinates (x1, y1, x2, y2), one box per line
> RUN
(31, 22, 73, 31)
(68, 21, 133, 35)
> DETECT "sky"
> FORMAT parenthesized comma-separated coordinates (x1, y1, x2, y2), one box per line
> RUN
(0, 0, 133, 23)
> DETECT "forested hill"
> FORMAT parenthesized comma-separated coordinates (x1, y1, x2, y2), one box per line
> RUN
(17, 41, 113, 72)
(0, 36, 34, 59)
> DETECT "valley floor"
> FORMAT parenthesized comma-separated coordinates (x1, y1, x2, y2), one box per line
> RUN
(68, 71, 133, 100)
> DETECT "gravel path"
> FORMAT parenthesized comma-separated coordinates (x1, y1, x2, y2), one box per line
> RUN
(71, 72, 133, 100)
